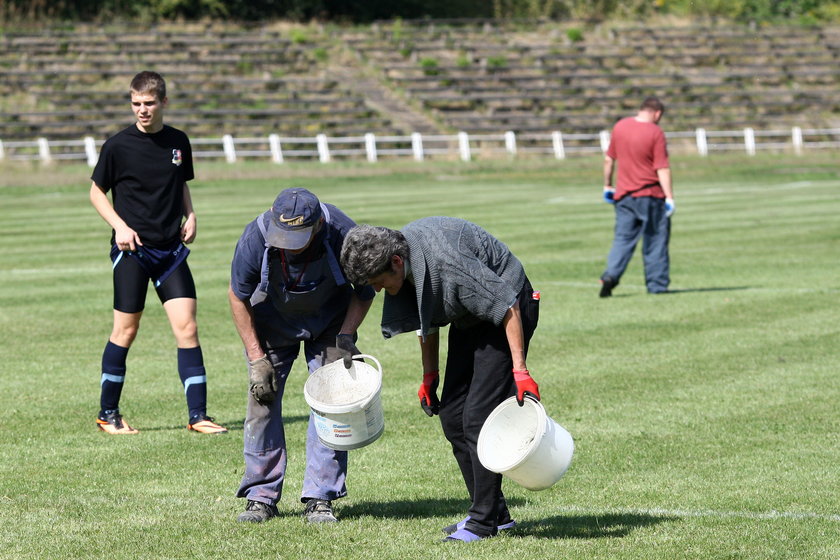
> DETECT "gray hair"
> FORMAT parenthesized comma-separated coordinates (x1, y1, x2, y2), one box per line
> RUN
(340, 224, 409, 285)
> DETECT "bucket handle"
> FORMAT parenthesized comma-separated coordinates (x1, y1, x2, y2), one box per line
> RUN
(351, 354, 382, 376)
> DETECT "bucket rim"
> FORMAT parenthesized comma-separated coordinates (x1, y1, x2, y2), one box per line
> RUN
(304, 354, 382, 414)
(478, 396, 548, 473)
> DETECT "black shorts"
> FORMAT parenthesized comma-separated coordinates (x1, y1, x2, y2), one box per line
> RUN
(111, 246, 196, 313)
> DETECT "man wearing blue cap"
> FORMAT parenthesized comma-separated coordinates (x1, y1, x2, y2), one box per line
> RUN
(228, 188, 375, 524)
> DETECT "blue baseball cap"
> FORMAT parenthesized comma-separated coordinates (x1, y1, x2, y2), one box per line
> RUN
(265, 188, 323, 249)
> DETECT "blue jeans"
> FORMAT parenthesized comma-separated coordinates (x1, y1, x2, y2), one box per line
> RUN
(236, 340, 348, 506)
(602, 196, 670, 293)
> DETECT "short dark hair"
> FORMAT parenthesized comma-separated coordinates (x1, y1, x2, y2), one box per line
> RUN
(640, 96, 665, 113)
(130, 71, 166, 100)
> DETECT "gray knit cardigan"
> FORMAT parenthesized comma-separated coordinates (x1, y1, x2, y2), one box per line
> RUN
(380, 216, 526, 339)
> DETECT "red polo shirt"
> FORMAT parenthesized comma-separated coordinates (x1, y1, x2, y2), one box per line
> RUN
(607, 116, 669, 200)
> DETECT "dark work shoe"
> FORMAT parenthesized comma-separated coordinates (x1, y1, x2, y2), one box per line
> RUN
(303, 499, 338, 523)
(237, 500, 278, 523)
(599, 276, 618, 298)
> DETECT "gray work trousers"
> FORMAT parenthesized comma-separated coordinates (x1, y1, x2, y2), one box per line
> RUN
(236, 340, 348, 506)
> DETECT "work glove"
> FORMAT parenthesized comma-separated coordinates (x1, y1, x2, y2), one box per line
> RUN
(418, 371, 440, 417)
(665, 198, 675, 218)
(248, 355, 278, 406)
(336, 333, 361, 369)
(320, 346, 342, 367)
(603, 188, 616, 204)
(513, 369, 540, 406)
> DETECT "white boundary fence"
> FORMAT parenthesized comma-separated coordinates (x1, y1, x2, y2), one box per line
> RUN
(1, 127, 838, 166)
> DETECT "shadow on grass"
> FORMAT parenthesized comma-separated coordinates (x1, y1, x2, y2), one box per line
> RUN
(340, 497, 525, 521)
(607, 286, 750, 297)
(663, 286, 750, 294)
(515, 511, 679, 539)
(136, 414, 310, 432)
(341, 500, 677, 540)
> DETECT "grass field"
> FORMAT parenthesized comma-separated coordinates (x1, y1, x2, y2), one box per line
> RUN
(1, 153, 838, 559)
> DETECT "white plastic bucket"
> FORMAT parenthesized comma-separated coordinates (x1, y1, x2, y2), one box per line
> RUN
(304, 354, 384, 451)
(477, 396, 574, 491)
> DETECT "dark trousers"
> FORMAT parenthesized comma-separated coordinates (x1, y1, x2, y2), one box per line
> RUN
(438, 278, 539, 537)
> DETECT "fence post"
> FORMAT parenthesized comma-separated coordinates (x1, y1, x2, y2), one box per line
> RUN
(551, 131, 565, 159)
(411, 132, 424, 161)
(458, 131, 471, 162)
(268, 134, 284, 164)
(504, 131, 517, 156)
(5, 126, 825, 165)
(695, 128, 708, 156)
(599, 130, 610, 152)
(84, 136, 98, 167)
(744, 127, 756, 156)
(222, 134, 236, 163)
(365, 133, 378, 163)
(791, 126, 803, 156)
(317, 134, 331, 163)
(38, 138, 52, 164)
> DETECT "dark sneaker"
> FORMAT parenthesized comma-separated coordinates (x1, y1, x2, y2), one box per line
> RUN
(187, 414, 228, 434)
(237, 500, 278, 523)
(96, 410, 139, 435)
(303, 499, 338, 523)
(443, 516, 516, 535)
(599, 276, 618, 298)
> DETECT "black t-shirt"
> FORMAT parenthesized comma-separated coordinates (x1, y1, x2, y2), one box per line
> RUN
(92, 124, 195, 248)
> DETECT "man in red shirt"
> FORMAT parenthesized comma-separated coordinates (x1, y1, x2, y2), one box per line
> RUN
(600, 96, 675, 297)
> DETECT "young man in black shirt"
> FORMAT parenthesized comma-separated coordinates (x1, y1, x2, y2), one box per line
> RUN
(89, 71, 227, 435)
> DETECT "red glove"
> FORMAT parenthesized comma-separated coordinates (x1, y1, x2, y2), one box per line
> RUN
(418, 371, 440, 416)
(513, 369, 540, 406)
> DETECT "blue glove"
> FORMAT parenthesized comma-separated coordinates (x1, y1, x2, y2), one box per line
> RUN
(603, 188, 616, 204)
(665, 198, 675, 217)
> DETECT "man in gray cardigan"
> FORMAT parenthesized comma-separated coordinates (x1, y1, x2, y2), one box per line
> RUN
(340, 217, 541, 542)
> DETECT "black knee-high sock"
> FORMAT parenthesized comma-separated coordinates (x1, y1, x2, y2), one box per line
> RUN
(100, 341, 129, 416)
(178, 346, 207, 421)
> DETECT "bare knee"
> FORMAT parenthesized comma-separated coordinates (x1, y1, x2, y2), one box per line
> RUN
(163, 298, 199, 347)
(111, 311, 141, 347)
(111, 323, 139, 347)
(173, 319, 199, 347)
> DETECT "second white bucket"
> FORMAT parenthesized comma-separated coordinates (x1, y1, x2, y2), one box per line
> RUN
(477, 396, 574, 491)
(304, 354, 384, 451)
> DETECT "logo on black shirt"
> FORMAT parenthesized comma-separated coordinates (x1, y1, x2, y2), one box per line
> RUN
(171, 149, 182, 166)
